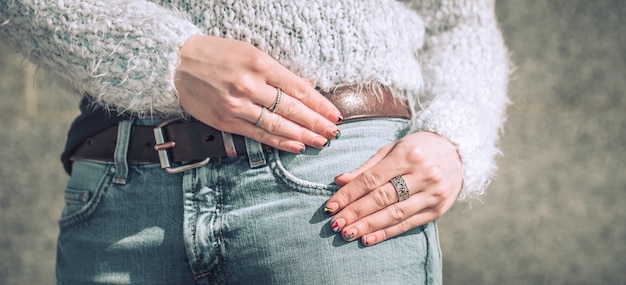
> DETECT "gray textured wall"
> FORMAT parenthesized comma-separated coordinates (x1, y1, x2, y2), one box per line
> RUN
(1, 1, 624, 284)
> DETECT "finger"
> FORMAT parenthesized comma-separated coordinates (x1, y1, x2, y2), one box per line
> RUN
(334, 143, 395, 186)
(264, 67, 343, 123)
(252, 105, 333, 149)
(360, 197, 444, 246)
(220, 116, 307, 154)
(328, 172, 432, 233)
(324, 147, 409, 215)
(336, 191, 439, 243)
(268, 88, 343, 140)
(247, 84, 341, 141)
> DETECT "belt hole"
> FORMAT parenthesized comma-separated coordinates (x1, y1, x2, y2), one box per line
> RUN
(203, 135, 215, 142)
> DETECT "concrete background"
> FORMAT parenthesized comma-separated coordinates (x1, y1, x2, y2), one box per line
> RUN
(0, 0, 624, 284)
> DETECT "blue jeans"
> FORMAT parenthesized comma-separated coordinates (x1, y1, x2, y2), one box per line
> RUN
(56, 119, 442, 284)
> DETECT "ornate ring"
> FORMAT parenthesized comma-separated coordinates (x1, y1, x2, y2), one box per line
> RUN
(268, 88, 283, 113)
(255, 107, 268, 127)
(390, 175, 410, 202)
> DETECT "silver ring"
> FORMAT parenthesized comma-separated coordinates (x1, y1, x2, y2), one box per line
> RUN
(390, 176, 410, 202)
(255, 107, 267, 127)
(268, 88, 283, 113)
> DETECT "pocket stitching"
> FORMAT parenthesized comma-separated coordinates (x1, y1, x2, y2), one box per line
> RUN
(269, 152, 338, 197)
(58, 164, 113, 229)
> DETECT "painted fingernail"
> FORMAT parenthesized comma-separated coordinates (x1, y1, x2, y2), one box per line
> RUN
(324, 202, 338, 215)
(342, 229, 356, 241)
(362, 235, 375, 246)
(330, 218, 344, 232)
(299, 146, 306, 154)
(337, 114, 344, 123)
(326, 128, 341, 140)
(323, 139, 331, 147)
(334, 174, 343, 181)
(314, 136, 329, 148)
(333, 129, 341, 139)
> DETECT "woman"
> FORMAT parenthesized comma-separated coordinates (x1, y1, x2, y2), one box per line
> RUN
(1, 0, 509, 284)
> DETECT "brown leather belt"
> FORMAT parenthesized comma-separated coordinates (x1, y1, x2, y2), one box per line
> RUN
(70, 86, 410, 172)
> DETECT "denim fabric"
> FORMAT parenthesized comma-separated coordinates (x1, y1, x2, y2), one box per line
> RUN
(56, 119, 442, 285)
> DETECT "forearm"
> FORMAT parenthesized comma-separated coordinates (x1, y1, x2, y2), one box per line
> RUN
(0, 0, 201, 116)
(410, 0, 511, 200)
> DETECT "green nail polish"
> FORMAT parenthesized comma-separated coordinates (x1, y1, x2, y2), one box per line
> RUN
(333, 130, 341, 139)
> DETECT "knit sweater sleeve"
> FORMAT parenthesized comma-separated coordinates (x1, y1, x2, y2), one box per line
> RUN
(0, 0, 202, 116)
(409, 0, 510, 201)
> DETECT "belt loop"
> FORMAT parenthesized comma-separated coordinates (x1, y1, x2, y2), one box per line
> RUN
(112, 119, 134, 184)
(245, 137, 267, 168)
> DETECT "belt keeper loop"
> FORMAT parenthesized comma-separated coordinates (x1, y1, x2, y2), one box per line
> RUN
(245, 137, 267, 168)
(112, 119, 134, 185)
(222, 132, 238, 157)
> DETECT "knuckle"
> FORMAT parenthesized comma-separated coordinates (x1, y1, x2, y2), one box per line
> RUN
(372, 187, 395, 208)
(359, 171, 382, 190)
(222, 96, 243, 112)
(248, 53, 270, 73)
(388, 204, 407, 223)
(430, 187, 446, 200)
(342, 206, 361, 222)
(424, 165, 443, 182)
(398, 219, 413, 233)
(280, 98, 298, 116)
(231, 74, 256, 95)
(265, 114, 284, 133)
(248, 127, 269, 143)
(406, 147, 426, 164)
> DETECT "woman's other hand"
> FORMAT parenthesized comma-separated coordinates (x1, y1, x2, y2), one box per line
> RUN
(324, 132, 463, 246)
(175, 35, 343, 153)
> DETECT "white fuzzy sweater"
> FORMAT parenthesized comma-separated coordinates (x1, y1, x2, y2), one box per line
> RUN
(0, 0, 509, 200)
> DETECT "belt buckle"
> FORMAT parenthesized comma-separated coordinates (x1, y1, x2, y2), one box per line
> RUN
(153, 118, 210, 174)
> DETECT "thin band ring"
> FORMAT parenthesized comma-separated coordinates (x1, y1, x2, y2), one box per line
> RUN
(268, 88, 283, 113)
(390, 175, 410, 202)
(255, 107, 268, 127)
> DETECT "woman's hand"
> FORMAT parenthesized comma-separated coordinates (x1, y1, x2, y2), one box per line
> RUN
(175, 35, 343, 153)
(324, 132, 463, 246)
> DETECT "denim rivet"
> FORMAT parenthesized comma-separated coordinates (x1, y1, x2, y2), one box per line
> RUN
(110, 167, 116, 173)
(82, 193, 90, 202)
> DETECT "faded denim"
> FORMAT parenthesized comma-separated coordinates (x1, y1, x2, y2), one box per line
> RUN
(56, 118, 442, 285)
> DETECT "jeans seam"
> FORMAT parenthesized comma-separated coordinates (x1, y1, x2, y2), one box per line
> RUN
(215, 179, 228, 283)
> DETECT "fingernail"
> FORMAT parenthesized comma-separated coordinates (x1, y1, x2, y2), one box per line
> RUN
(324, 202, 338, 215)
(323, 139, 331, 148)
(292, 142, 306, 154)
(305, 79, 314, 86)
(337, 114, 344, 123)
(334, 174, 343, 181)
(342, 229, 356, 241)
(362, 235, 376, 246)
(330, 218, 344, 232)
(314, 136, 329, 148)
(326, 128, 341, 140)
(333, 129, 341, 139)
